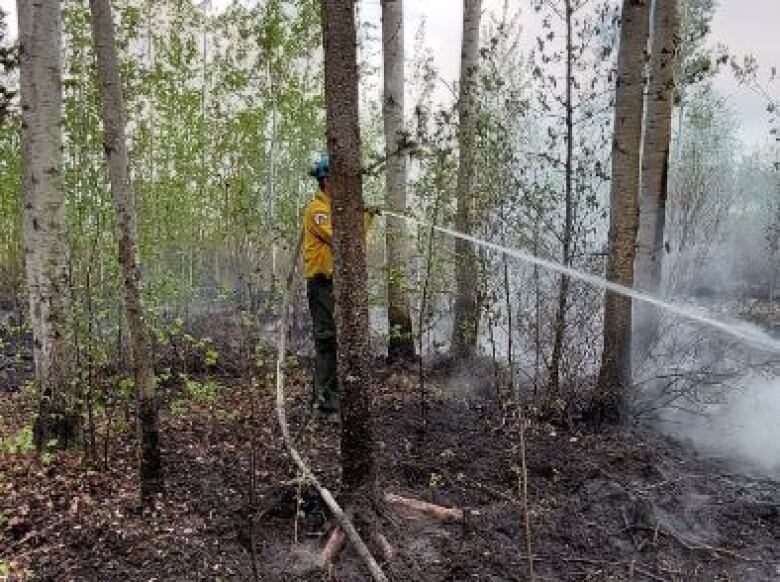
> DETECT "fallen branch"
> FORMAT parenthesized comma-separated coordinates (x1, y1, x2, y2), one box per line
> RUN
(275, 230, 388, 582)
(626, 521, 757, 562)
(320, 527, 347, 567)
(320, 519, 396, 566)
(375, 532, 395, 561)
(385, 493, 464, 522)
(659, 523, 757, 562)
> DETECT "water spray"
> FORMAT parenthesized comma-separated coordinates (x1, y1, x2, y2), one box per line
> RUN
(383, 210, 780, 354)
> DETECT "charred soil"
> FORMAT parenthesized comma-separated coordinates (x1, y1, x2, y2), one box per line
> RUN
(1, 362, 777, 581)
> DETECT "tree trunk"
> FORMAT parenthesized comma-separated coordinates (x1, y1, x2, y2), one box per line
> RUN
(17, 0, 39, 383)
(18, 0, 76, 449)
(634, 0, 678, 352)
(549, 0, 574, 394)
(89, 0, 163, 503)
(268, 57, 279, 289)
(451, 0, 483, 359)
(381, 0, 415, 363)
(596, 0, 651, 423)
(321, 0, 378, 509)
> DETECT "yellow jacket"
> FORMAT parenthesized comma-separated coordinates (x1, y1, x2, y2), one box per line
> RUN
(303, 191, 374, 279)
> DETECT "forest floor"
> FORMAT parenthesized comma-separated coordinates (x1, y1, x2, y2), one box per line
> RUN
(1, 357, 778, 581)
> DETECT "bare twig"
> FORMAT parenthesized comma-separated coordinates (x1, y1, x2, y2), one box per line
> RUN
(361, 140, 419, 177)
(513, 409, 535, 582)
(241, 322, 260, 582)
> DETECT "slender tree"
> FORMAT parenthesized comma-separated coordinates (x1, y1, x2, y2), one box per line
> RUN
(321, 0, 378, 511)
(18, 0, 76, 448)
(17, 1, 37, 379)
(549, 0, 575, 393)
(596, 0, 651, 422)
(89, 0, 163, 502)
(530, 0, 616, 394)
(634, 0, 679, 349)
(381, 0, 415, 362)
(452, 0, 483, 358)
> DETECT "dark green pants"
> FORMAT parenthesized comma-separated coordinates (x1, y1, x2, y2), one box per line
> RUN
(307, 275, 339, 413)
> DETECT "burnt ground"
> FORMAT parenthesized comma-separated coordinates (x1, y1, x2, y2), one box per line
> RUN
(1, 362, 778, 581)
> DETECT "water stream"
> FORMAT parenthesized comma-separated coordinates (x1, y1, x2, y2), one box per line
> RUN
(384, 210, 780, 354)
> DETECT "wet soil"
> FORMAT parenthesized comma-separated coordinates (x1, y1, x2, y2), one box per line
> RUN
(1, 363, 778, 581)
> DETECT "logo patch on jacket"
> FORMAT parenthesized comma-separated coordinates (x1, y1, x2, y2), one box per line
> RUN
(314, 212, 329, 225)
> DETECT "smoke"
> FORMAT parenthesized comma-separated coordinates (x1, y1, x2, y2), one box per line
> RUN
(383, 192, 780, 478)
(666, 376, 780, 478)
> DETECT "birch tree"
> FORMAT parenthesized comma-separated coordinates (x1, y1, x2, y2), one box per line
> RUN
(381, 0, 415, 362)
(596, 0, 651, 422)
(635, 0, 678, 350)
(89, 0, 163, 502)
(18, 0, 76, 448)
(451, 0, 483, 358)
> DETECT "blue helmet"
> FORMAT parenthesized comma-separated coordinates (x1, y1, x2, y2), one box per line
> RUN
(310, 155, 330, 180)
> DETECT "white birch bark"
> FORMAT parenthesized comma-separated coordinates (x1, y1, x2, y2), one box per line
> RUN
(381, 0, 415, 361)
(634, 0, 679, 352)
(597, 0, 651, 421)
(452, 0, 482, 358)
(18, 0, 73, 445)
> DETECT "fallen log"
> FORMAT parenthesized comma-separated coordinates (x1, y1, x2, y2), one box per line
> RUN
(384, 493, 465, 522)
(320, 527, 347, 567)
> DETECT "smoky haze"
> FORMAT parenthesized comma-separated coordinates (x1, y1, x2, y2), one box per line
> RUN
(665, 377, 780, 477)
(1, 0, 777, 474)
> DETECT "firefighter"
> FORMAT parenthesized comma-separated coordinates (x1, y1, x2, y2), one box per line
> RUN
(303, 156, 379, 417)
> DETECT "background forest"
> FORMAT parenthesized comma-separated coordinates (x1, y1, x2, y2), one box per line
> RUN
(1, 0, 776, 413)
(0, 0, 777, 580)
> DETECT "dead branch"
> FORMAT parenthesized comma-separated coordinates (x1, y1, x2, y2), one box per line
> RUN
(319, 527, 395, 568)
(375, 532, 395, 561)
(275, 230, 388, 582)
(659, 523, 757, 562)
(320, 527, 347, 567)
(627, 521, 757, 562)
(385, 493, 464, 522)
